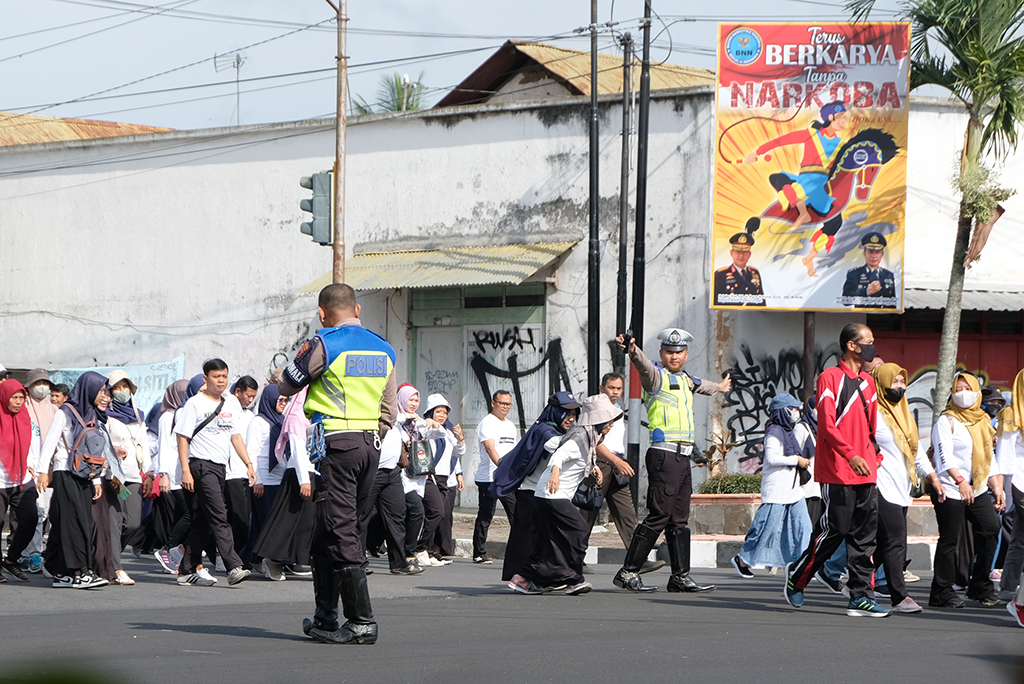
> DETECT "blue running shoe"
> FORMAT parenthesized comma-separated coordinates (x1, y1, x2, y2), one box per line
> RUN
(784, 563, 804, 608)
(847, 596, 891, 617)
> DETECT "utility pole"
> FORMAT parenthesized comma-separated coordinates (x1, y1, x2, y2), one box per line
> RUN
(615, 32, 634, 376)
(325, 0, 347, 284)
(587, 0, 601, 396)
(627, 2, 653, 510)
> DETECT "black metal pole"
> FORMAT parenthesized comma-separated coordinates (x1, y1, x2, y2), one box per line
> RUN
(627, 3, 652, 511)
(803, 311, 816, 401)
(587, 0, 601, 396)
(614, 32, 633, 376)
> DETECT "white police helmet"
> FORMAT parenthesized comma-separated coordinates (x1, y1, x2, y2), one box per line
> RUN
(657, 328, 693, 352)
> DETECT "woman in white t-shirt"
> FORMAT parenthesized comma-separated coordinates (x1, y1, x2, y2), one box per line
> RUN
(923, 372, 1004, 608)
(152, 379, 189, 574)
(104, 369, 150, 586)
(869, 363, 923, 613)
(509, 394, 620, 597)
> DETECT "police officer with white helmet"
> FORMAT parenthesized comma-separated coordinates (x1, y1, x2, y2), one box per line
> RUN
(613, 328, 731, 593)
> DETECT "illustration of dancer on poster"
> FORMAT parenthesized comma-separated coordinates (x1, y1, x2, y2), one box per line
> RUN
(711, 22, 909, 311)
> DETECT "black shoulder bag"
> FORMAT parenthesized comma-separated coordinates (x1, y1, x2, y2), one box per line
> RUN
(190, 399, 225, 440)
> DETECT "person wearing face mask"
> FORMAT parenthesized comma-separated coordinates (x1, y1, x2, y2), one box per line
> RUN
(732, 394, 813, 578)
(0, 380, 40, 583)
(103, 370, 150, 586)
(492, 391, 581, 584)
(509, 394, 620, 596)
(19, 368, 56, 575)
(981, 385, 1006, 429)
(924, 372, 1005, 608)
(869, 363, 924, 613)
(784, 323, 890, 617)
(36, 371, 113, 589)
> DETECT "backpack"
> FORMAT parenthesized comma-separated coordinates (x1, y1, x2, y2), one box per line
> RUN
(61, 404, 108, 480)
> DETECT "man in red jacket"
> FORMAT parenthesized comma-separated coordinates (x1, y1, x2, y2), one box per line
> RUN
(784, 322, 890, 617)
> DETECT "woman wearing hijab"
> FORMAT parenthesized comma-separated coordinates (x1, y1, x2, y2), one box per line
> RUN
(0, 380, 40, 582)
(253, 387, 316, 573)
(19, 369, 56, 575)
(391, 384, 446, 571)
(924, 372, 1004, 608)
(496, 392, 581, 583)
(870, 363, 923, 613)
(731, 394, 813, 578)
(414, 393, 464, 567)
(36, 371, 112, 589)
(246, 384, 288, 578)
(510, 393, 620, 596)
(104, 369, 150, 586)
(152, 378, 190, 574)
(998, 369, 1024, 610)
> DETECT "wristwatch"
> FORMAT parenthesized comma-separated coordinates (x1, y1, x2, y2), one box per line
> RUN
(954, 475, 965, 484)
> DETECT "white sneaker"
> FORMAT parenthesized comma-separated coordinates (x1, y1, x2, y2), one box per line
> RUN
(197, 567, 218, 584)
(51, 574, 74, 589)
(177, 572, 215, 587)
(115, 570, 135, 586)
(74, 572, 109, 589)
(227, 567, 251, 585)
(262, 559, 285, 581)
(416, 551, 445, 567)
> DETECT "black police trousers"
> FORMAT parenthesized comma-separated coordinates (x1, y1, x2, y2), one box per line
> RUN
(640, 445, 693, 534)
(311, 431, 380, 570)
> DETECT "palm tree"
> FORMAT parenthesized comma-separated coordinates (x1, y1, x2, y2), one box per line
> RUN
(352, 72, 426, 115)
(848, 0, 1024, 397)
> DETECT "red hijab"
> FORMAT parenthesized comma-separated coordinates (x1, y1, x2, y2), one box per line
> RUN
(0, 380, 32, 483)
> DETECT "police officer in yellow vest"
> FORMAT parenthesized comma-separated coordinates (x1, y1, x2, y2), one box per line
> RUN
(613, 328, 731, 593)
(279, 283, 398, 645)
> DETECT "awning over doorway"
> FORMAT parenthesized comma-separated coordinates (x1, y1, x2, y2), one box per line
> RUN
(300, 241, 577, 292)
(904, 286, 1024, 311)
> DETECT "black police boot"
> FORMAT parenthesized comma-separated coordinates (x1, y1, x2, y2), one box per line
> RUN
(304, 555, 340, 637)
(311, 566, 378, 645)
(613, 523, 659, 592)
(665, 526, 715, 593)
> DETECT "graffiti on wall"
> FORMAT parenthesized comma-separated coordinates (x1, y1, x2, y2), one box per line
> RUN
(722, 343, 841, 473)
(469, 336, 572, 430)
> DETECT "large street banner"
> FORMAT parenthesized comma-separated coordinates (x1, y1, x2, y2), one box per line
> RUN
(50, 355, 186, 414)
(711, 22, 910, 311)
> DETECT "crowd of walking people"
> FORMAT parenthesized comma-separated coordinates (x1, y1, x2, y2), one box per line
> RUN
(3, 291, 1024, 641)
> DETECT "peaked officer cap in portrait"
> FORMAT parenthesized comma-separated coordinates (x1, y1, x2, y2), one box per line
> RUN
(657, 328, 693, 352)
(729, 232, 754, 252)
(860, 232, 887, 250)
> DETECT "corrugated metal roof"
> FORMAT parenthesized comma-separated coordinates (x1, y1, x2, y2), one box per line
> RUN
(905, 287, 1024, 311)
(435, 40, 713, 108)
(301, 241, 577, 293)
(0, 111, 173, 147)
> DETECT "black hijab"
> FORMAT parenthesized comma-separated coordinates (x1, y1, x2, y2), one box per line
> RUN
(256, 384, 285, 469)
(489, 402, 573, 499)
(61, 371, 109, 445)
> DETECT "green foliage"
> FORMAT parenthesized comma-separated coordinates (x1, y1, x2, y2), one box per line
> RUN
(352, 71, 426, 115)
(697, 473, 763, 494)
(954, 161, 1017, 222)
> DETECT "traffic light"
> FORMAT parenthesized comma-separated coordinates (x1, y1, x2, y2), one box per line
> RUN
(299, 172, 331, 245)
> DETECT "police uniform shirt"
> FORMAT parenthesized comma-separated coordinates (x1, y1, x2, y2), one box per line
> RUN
(279, 318, 398, 433)
(841, 265, 896, 307)
(714, 264, 765, 306)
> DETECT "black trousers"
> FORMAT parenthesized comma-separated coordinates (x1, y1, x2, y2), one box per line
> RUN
(520, 498, 588, 587)
(582, 459, 637, 547)
(360, 467, 407, 570)
(875, 497, 909, 605)
(502, 489, 539, 581)
(180, 459, 242, 575)
(223, 477, 251, 563)
(152, 488, 187, 550)
(45, 471, 93, 576)
(416, 476, 446, 554)
(0, 483, 38, 563)
(246, 483, 278, 564)
(930, 491, 1001, 603)
(641, 445, 692, 533)
(435, 480, 457, 556)
(473, 481, 516, 558)
(791, 483, 878, 600)
(311, 431, 379, 570)
(403, 492, 424, 559)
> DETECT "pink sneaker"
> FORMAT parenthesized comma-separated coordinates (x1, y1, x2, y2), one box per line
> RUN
(1007, 601, 1024, 629)
(989, 570, 1002, 581)
(892, 597, 923, 613)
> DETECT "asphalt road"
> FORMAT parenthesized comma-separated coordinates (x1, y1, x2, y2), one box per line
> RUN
(0, 555, 1020, 684)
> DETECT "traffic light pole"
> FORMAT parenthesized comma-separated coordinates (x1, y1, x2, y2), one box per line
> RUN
(326, 0, 347, 284)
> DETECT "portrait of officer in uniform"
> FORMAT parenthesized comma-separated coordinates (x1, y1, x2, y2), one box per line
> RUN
(713, 232, 765, 307)
(841, 232, 896, 308)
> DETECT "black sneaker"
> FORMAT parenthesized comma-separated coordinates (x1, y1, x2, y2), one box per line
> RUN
(1, 559, 29, 582)
(813, 568, 843, 595)
(875, 584, 891, 599)
(928, 595, 966, 609)
(731, 555, 754, 579)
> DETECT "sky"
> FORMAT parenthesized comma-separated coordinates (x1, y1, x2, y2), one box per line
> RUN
(1, 0, 906, 131)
